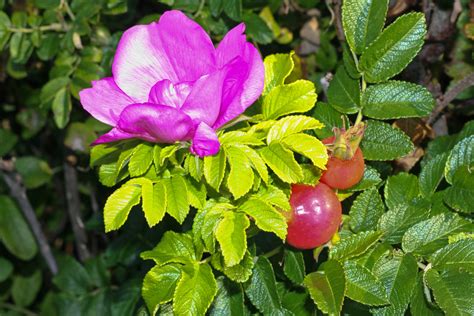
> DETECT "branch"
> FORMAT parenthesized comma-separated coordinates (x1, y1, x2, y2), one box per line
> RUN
(0, 162, 58, 275)
(328, 0, 345, 42)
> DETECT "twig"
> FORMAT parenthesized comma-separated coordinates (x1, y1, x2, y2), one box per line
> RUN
(64, 161, 90, 261)
(427, 72, 474, 125)
(0, 164, 58, 275)
(328, 0, 345, 41)
(0, 303, 38, 316)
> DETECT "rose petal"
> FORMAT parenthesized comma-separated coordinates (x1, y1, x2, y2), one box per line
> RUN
(190, 122, 220, 157)
(117, 103, 194, 143)
(92, 127, 137, 145)
(112, 10, 216, 101)
(79, 78, 134, 126)
(148, 79, 192, 108)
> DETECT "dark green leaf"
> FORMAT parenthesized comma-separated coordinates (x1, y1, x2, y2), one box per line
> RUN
(384, 172, 419, 209)
(444, 167, 474, 214)
(327, 66, 360, 114)
(0, 257, 13, 282)
(343, 261, 389, 306)
(312, 102, 347, 139)
(445, 135, 474, 184)
(349, 188, 385, 233)
(15, 156, 53, 189)
(242, 13, 273, 44)
(12, 270, 42, 307)
(209, 277, 245, 316)
(430, 239, 474, 273)
(0, 128, 18, 156)
(283, 249, 305, 285)
(330, 231, 383, 261)
(419, 153, 448, 197)
(223, 0, 242, 21)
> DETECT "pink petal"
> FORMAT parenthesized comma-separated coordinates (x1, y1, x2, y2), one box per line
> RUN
(215, 23, 246, 68)
(112, 10, 216, 102)
(117, 103, 194, 143)
(148, 79, 192, 108)
(190, 122, 220, 157)
(92, 127, 137, 145)
(78, 78, 134, 126)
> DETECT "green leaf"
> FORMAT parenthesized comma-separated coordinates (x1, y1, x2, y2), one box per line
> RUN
(282, 133, 328, 169)
(141, 231, 196, 265)
(327, 66, 360, 114)
(444, 167, 474, 214)
(330, 231, 383, 261)
(356, 242, 393, 271)
(211, 251, 254, 283)
(15, 156, 53, 189)
(185, 155, 203, 181)
(312, 102, 347, 139)
(36, 33, 60, 61)
(242, 12, 273, 44)
(342, 0, 389, 54)
(304, 260, 345, 315)
(419, 153, 448, 197)
(245, 257, 284, 314)
(262, 80, 317, 120)
(362, 81, 435, 119)
(164, 175, 189, 224)
(185, 178, 206, 210)
(345, 165, 382, 192)
(223, 0, 242, 21)
(209, 0, 224, 17)
(402, 213, 473, 256)
(343, 261, 389, 306)
(360, 13, 427, 83)
(52, 256, 91, 295)
(143, 264, 182, 315)
(349, 188, 385, 233)
(0, 196, 38, 260)
(204, 150, 226, 191)
(52, 87, 72, 129)
(104, 182, 141, 232)
(0, 12, 12, 51)
(252, 185, 290, 211)
(173, 263, 217, 316)
(12, 269, 42, 307)
(0, 257, 13, 282)
(209, 277, 245, 315)
(283, 249, 305, 285)
(425, 269, 474, 316)
(215, 211, 249, 267)
(225, 146, 254, 199)
(360, 120, 414, 161)
(384, 172, 419, 209)
(220, 131, 264, 146)
(410, 273, 443, 316)
(239, 198, 287, 240)
(263, 53, 294, 95)
(235, 145, 269, 184)
(36, 0, 60, 9)
(430, 239, 474, 273)
(445, 135, 474, 184)
(343, 43, 361, 78)
(267, 115, 323, 144)
(371, 253, 418, 315)
(142, 180, 166, 227)
(129, 143, 153, 177)
(40, 77, 69, 106)
(0, 128, 18, 156)
(259, 142, 303, 183)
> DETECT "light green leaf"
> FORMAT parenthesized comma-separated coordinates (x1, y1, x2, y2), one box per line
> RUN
(327, 66, 360, 114)
(342, 0, 389, 54)
(204, 150, 226, 191)
(267, 115, 323, 144)
(173, 263, 217, 316)
(430, 239, 474, 273)
(235, 145, 269, 184)
(259, 142, 303, 183)
(239, 198, 287, 240)
(444, 167, 474, 214)
(349, 188, 385, 233)
(185, 178, 206, 210)
(282, 133, 328, 169)
(215, 211, 249, 267)
(143, 180, 166, 227)
(140, 231, 196, 265)
(343, 261, 389, 306)
(164, 175, 189, 224)
(419, 153, 448, 197)
(360, 13, 426, 83)
(384, 172, 419, 209)
(104, 183, 141, 232)
(330, 231, 383, 261)
(362, 81, 435, 119)
(129, 143, 153, 177)
(283, 249, 305, 285)
(361, 120, 414, 161)
(425, 269, 474, 316)
(262, 80, 317, 120)
(225, 146, 254, 199)
(211, 251, 254, 283)
(312, 102, 347, 139)
(263, 53, 294, 95)
(209, 277, 245, 315)
(0, 12, 12, 51)
(159, 144, 179, 166)
(304, 260, 345, 315)
(184, 154, 203, 181)
(445, 135, 474, 184)
(402, 213, 473, 256)
(142, 264, 182, 315)
(252, 185, 290, 211)
(220, 131, 264, 146)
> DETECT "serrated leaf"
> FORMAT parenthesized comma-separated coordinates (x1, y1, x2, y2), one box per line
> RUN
(361, 120, 414, 161)
(220, 131, 263, 146)
(425, 269, 474, 316)
(211, 251, 254, 283)
(384, 172, 419, 209)
(349, 188, 385, 233)
(253, 185, 290, 211)
(410, 273, 443, 316)
(129, 143, 153, 177)
(215, 211, 249, 267)
(263, 53, 294, 95)
(283, 249, 305, 284)
(342, 0, 389, 54)
(430, 239, 474, 273)
(225, 146, 254, 199)
(204, 150, 226, 191)
(173, 263, 217, 316)
(141, 231, 195, 265)
(360, 13, 426, 83)
(330, 231, 383, 261)
(164, 175, 189, 224)
(142, 264, 182, 314)
(185, 178, 206, 210)
(235, 144, 269, 183)
(343, 261, 389, 306)
(327, 66, 361, 114)
(260, 142, 303, 183)
(362, 81, 435, 119)
(144, 181, 166, 227)
(199, 204, 231, 253)
(282, 133, 328, 169)
(209, 277, 245, 315)
(304, 260, 345, 315)
(267, 115, 323, 144)
(402, 213, 473, 256)
(239, 198, 287, 240)
(371, 254, 418, 316)
(346, 165, 382, 192)
(356, 243, 393, 271)
(185, 154, 203, 181)
(443, 167, 474, 214)
(419, 153, 448, 197)
(104, 183, 141, 232)
(262, 80, 317, 120)
(312, 102, 347, 139)
(445, 135, 474, 184)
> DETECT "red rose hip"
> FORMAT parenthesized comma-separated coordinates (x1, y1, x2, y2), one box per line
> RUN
(286, 183, 342, 249)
